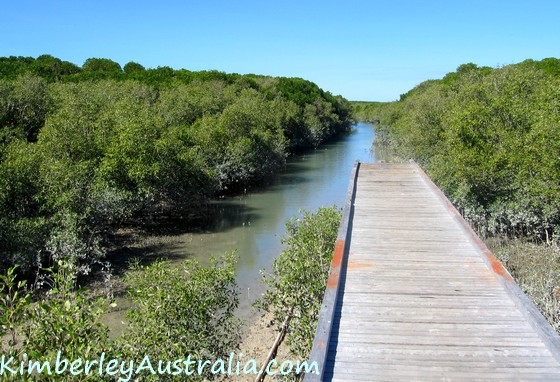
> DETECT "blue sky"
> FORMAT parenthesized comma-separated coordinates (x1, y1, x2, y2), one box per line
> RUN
(2, 0, 559, 101)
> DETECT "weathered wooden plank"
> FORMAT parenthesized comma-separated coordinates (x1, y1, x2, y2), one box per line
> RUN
(332, 326, 541, 337)
(330, 364, 560, 373)
(334, 311, 527, 322)
(327, 344, 558, 357)
(330, 334, 545, 346)
(347, 253, 488, 260)
(325, 367, 560, 380)
(325, 371, 560, 382)
(328, 352, 559, 364)
(336, 300, 516, 310)
(335, 293, 517, 303)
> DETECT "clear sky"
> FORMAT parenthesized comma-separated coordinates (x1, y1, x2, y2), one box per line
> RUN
(2, 0, 559, 101)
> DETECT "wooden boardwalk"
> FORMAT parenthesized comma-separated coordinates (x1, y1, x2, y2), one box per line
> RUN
(306, 162, 560, 381)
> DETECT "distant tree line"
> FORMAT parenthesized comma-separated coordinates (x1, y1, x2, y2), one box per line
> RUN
(361, 58, 560, 242)
(350, 101, 385, 124)
(0, 54, 353, 275)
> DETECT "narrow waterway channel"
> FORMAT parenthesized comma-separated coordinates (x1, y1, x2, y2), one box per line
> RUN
(107, 123, 377, 328)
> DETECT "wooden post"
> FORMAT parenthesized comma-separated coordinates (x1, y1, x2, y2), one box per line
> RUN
(255, 309, 292, 382)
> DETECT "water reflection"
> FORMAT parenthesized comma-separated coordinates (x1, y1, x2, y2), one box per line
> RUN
(114, 123, 377, 318)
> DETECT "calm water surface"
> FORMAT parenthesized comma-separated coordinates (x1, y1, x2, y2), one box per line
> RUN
(117, 123, 377, 319)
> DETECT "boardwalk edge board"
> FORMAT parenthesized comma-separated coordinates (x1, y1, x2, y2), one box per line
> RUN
(304, 161, 360, 381)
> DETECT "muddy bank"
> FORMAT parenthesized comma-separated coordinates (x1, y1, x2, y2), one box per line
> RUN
(233, 312, 296, 381)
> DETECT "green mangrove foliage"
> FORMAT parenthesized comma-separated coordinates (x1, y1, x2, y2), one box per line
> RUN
(256, 207, 341, 360)
(350, 101, 385, 124)
(366, 58, 560, 241)
(117, 254, 240, 381)
(0, 261, 111, 381)
(0, 55, 353, 275)
(0, 255, 240, 381)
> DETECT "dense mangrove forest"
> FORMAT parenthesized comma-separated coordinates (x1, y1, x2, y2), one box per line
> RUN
(354, 57, 560, 330)
(0, 55, 353, 277)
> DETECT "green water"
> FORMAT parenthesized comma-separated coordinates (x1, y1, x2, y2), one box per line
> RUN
(110, 123, 377, 321)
